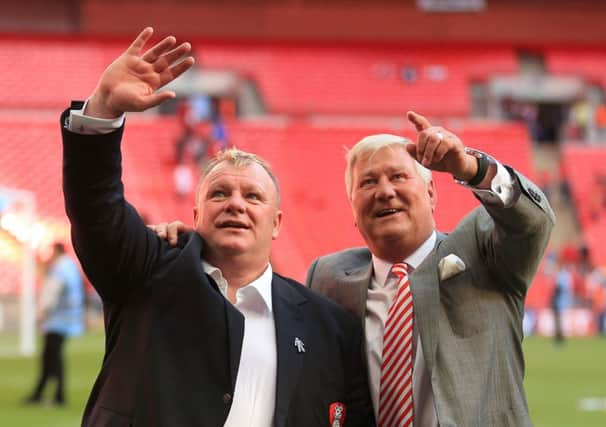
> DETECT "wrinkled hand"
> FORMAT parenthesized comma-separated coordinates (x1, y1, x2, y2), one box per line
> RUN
(148, 220, 191, 246)
(406, 111, 478, 181)
(86, 27, 195, 119)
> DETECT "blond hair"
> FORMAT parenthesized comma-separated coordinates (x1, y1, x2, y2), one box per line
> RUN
(345, 134, 432, 198)
(196, 148, 280, 206)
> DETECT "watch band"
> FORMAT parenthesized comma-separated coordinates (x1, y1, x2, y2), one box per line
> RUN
(466, 150, 490, 186)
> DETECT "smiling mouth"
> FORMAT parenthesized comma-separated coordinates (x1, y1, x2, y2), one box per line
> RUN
(375, 208, 401, 218)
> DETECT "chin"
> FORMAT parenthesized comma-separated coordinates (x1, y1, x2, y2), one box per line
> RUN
(372, 227, 408, 243)
(215, 240, 251, 254)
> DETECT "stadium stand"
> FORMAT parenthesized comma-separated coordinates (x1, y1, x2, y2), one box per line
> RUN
(562, 144, 606, 266)
(197, 44, 518, 116)
(545, 47, 606, 88)
(0, 38, 518, 117)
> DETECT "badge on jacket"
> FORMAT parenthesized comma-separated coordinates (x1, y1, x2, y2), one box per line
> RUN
(329, 402, 346, 426)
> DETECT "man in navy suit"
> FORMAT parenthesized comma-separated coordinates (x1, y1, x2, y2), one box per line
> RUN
(62, 27, 373, 427)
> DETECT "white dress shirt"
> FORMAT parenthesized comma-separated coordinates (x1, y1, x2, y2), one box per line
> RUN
(67, 107, 277, 427)
(203, 262, 277, 427)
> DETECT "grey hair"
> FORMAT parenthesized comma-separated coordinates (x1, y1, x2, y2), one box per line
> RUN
(196, 148, 281, 206)
(345, 134, 432, 198)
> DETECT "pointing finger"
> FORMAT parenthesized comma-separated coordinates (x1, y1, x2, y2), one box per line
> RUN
(407, 110, 432, 132)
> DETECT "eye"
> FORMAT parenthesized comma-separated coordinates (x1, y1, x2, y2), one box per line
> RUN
(360, 177, 377, 187)
(246, 192, 262, 201)
(392, 173, 405, 181)
(210, 190, 227, 199)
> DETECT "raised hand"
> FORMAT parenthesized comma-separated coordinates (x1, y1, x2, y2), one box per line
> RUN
(405, 111, 478, 182)
(86, 27, 195, 119)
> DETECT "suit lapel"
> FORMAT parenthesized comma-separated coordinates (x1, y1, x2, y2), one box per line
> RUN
(272, 274, 307, 427)
(225, 300, 245, 391)
(342, 255, 373, 322)
(409, 232, 446, 373)
(186, 233, 245, 391)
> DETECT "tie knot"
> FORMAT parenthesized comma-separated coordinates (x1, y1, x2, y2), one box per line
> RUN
(391, 262, 409, 280)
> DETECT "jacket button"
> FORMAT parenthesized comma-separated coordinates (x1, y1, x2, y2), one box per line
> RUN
(223, 393, 232, 403)
(528, 188, 541, 203)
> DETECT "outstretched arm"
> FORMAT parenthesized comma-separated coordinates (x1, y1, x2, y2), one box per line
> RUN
(405, 111, 554, 296)
(63, 29, 195, 303)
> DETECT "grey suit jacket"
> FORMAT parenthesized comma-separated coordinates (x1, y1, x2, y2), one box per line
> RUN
(306, 169, 555, 427)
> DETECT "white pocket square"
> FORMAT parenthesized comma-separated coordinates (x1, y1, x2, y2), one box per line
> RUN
(438, 254, 466, 281)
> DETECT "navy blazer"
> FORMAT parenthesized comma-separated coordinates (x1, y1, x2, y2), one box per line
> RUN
(61, 107, 374, 427)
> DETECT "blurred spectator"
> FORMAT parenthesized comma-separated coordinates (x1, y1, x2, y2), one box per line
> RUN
(174, 97, 211, 166)
(520, 103, 540, 141)
(596, 102, 606, 141)
(569, 96, 591, 140)
(594, 281, 606, 336)
(585, 267, 606, 335)
(173, 163, 194, 201)
(173, 98, 213, 200)
(24, 242, 84, 406)
(558, 160, 572, 202)
(211, 98, 230, 152)
(551, 261, 573, 345)
(400, 65, 418, 83)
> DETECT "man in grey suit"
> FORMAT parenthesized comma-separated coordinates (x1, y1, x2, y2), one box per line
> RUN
(154, 111, 554, 426)
(305, 112, 554, 426)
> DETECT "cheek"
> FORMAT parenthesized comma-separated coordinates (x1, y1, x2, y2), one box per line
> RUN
(351, 196, 367, 218)
(196, 206, 218, 230)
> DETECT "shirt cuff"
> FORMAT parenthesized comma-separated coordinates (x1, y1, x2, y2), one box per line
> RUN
(67, 100, 125, 135)
(456, 148, 516, 206)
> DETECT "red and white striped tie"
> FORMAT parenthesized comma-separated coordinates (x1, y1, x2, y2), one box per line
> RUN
(378, 263, 414, 427)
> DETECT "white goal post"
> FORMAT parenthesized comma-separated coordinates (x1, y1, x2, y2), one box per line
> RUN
(0, 187, 36, 357)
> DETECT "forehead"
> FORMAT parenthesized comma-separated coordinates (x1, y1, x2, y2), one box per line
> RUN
(353, 145, 414, 176)
(203, 162, 275, 191)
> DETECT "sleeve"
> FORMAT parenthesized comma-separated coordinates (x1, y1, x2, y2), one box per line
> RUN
(305, 258, 319, 289)
(66, 100, 126, 135)
(473, 168, 556, 297)
(61, 106, 162, 303)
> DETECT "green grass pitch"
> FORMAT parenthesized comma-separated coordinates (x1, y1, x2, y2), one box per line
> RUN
(0, 332, 604, 426)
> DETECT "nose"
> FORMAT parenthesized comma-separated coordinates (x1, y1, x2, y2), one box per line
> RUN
(375, 176, 396, 200)
(224, 192, 246, 213)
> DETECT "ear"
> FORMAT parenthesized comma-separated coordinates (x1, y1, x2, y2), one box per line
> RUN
(193, 206, 199, 227)
(350, 200, 359, 229)
(272, 210, 283, 239)
(427, 179, 437, 212)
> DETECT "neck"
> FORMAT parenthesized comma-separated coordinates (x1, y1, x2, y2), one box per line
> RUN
(205, 251, 269, 304)
(369, 229, 434, 264)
